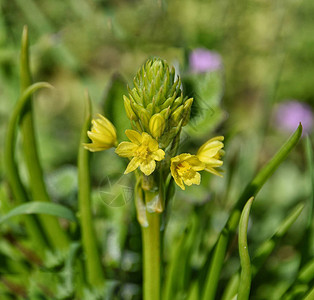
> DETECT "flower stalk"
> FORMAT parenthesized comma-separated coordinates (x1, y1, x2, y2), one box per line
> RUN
(142, 191, 161, 300)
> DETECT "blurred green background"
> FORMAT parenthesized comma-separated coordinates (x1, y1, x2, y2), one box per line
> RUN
(0, 0, 313, 299)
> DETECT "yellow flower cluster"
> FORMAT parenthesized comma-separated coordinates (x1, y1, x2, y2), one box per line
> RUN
(84, 114, 224, 190)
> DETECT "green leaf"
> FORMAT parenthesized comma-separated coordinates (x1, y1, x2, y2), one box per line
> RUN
(4, 81, 54, 253)
(0, 202, 77, 224)
(301, 136, 314, 263)
(19, 25, 70, 250)
(201, 124, 303, 300)
(163, 213, 199, 300)
(237, 197, 254, 300)
(304, 286, 314, 300)
(78, 92, 105, 287)
(222, 202, 304, 300)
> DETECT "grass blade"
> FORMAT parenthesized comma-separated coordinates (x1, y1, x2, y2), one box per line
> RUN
(222, 202, 304, 300)
(237, 197, 254, 300)
(301, 136, 314, 265)
(201, 124, 302, 300)
(78, 92, 105, 287)
(4, 81, 54, 254)
(0, 202, 77, 224)
(304, 286, 314, 300)
(19, 26, 69, 250)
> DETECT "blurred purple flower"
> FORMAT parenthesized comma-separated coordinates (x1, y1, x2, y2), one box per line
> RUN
(275, 100, 313, 133)
(189, 48, 222, 73)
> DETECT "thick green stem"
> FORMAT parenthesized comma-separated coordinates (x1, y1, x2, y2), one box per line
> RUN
(142, 191, 161, 300)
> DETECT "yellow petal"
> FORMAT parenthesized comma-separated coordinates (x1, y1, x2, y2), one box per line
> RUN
(94, 114, 117, 137)
(151, 149, 165, 161)
(115, 142, 138, 157)
(141, 132, 153, 145)
(186, 156, 205, 171)
(197, 144, 223, 161)
(172, 172, 185, 190)
(148, 137, 159, 152)
(197, 137, 224, 155)
(83, 143, 109, 152)
(204, 158, 223, 167)
(170, 159, 185, 190)
(125, 157, 141, 174)
(184, 172, 201, 186)
(125, 130, 142, 145)
(87, 131, 115, 145)
(205, 167, 223, 177)
(140, 159, 156, 176)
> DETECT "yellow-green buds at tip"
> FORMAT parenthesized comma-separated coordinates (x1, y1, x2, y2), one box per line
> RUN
(123, 58, 194, 147)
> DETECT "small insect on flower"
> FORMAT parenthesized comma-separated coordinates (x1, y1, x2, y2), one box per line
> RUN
(197, 136, 224, 177)
(115, 130, 165, 176)
(170, 154, 205, 190)
(83, 114, 118, 152)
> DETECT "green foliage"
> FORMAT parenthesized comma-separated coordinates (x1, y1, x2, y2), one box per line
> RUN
(0, 202, 77, 224)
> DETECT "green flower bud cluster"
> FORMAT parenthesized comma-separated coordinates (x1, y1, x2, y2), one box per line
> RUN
(123, 58, 193, 148)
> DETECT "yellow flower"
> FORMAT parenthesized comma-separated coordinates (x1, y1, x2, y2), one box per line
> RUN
(170, 154, 205, 190)
(83, 114, 117, 152)
(197, 136, 224, 177)
(115, 130, 165, 176)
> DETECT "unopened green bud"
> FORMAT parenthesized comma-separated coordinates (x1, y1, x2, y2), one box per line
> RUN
(160, 107, 171, 120)
(182, 98, 193, 125)
(171, 95, 183, 110)
(160, 94, 176, 110)
(131, 101, 151, 129)
(131, 58, 181, 110)
(123, 95, 138, 121)
(149, 113, 166, 139)
(170, 105, 184, 126)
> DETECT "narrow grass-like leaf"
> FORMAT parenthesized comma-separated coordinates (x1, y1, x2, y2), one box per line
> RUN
(252, 203, 304, 274)
(163, 213, 199, 300)
(4, 82, 53, 254)
(59, 242, 81, 298)
(281, 258, 314, 299)
(222, 202, 304, 300)
(19, 26, 69, 250)
(0, 202, 77, 224)
(304, 286, 314, 300)
(78, 92, 105, 287)
(201, 124, 302, 300)
(187, 281, 200, 300)
(237, 197, 253, 300)
(301, 136, 314, 264)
